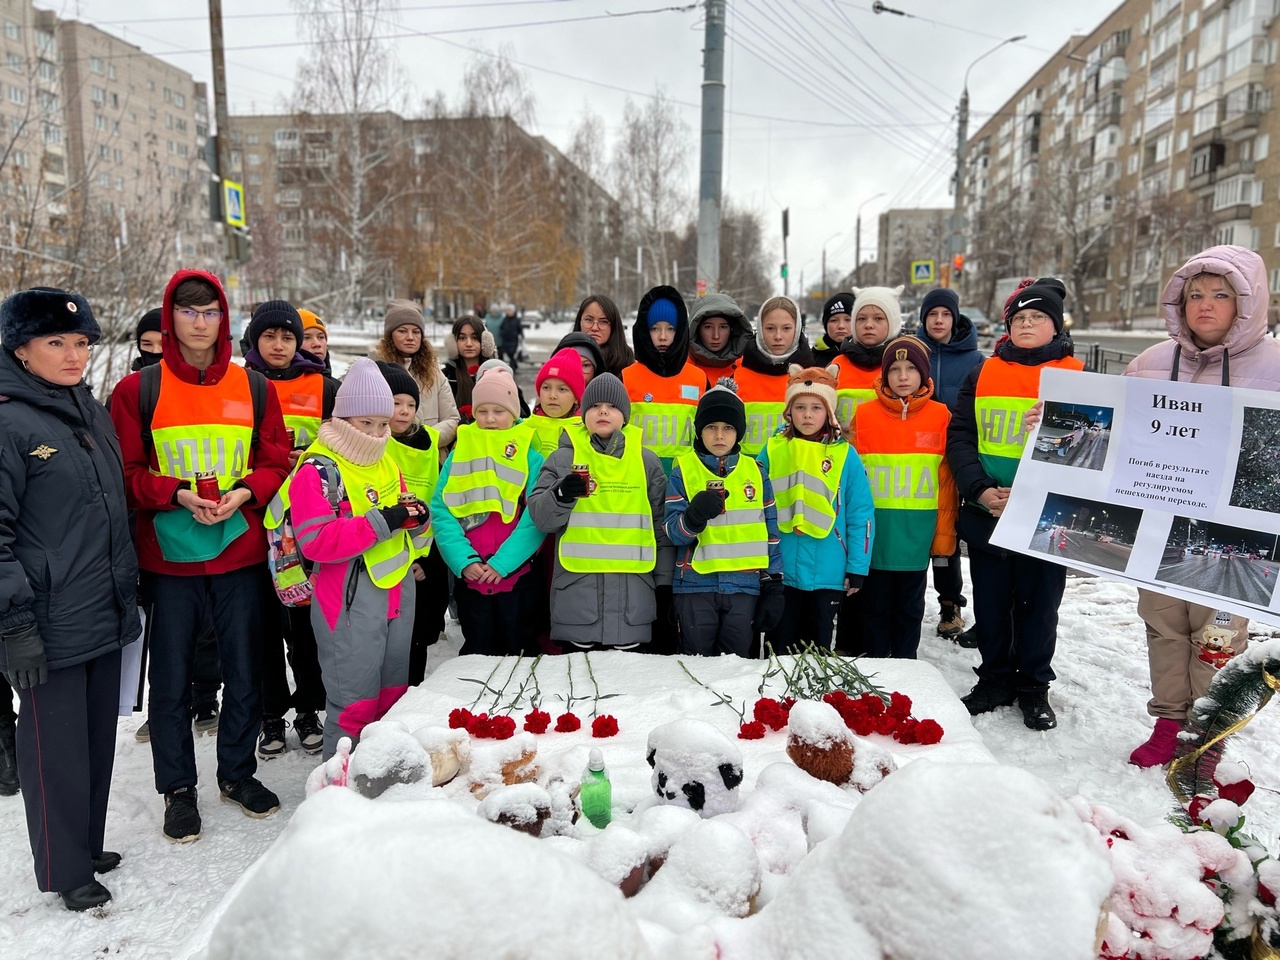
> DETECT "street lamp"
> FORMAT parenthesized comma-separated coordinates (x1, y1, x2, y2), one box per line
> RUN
(951, 35, 1025, 264)
(821, 231, 843, 298)
(854, 193, 885, 288)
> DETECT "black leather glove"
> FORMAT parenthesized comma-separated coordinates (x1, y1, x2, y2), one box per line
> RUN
(754, 579, 786, 633)
(683, 489, 727, 532)
(3, 621, 48, 689)
(554, 472, 588, 505)
(378, 504, 411, 530)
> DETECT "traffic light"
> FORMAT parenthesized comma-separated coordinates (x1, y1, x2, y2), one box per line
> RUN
(781, 262, 788, 279)
(952, 254, 965, 277)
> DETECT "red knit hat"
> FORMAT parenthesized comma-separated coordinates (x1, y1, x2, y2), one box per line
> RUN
(536, 347, 587, 402)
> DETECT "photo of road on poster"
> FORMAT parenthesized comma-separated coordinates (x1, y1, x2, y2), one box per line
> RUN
(989, 368, 1280, 625)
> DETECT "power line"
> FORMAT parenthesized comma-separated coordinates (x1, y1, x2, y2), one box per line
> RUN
(94, 0, 584, 26)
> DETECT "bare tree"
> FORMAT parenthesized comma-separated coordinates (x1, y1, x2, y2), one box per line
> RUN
(677, 198, 773, 306)
(567, 107, 618, 296)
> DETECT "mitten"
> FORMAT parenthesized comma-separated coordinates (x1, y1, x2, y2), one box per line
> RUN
(754, 579, 786, 633)
(377, 504, 411, 531)
(3, 621, 47, 689)
(683, 489, 727, 532)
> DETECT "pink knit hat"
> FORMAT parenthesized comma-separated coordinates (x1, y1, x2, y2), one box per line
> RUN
(471, 367, 520, 419)
(334, 356, 394, 418)
(535, 347, 586, 401)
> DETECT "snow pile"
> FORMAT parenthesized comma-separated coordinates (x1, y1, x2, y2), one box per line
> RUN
(346, 724, 432, 799)
(785, 699, 852, 747)
(477, 782, 552, 837)
(631, 820, 762, 932)
(203, 787, 654, 960)
(646, 719, 744, 817)
(586, 824, 650, 893)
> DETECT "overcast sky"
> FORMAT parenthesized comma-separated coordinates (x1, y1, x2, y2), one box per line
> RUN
(51, 0, 1121, 301)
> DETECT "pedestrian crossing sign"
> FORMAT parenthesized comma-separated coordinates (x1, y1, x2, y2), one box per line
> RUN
(223, 180, 246, 229)
(910, 260, 935, 284)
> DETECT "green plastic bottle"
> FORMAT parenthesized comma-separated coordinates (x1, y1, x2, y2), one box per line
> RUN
(580, 747, 612, 829)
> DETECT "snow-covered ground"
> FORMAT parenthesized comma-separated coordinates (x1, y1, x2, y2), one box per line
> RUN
(3, 567, 1279, 958)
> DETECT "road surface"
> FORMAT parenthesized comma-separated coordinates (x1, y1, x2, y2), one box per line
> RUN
(1030, 528, 1133, 572)
(1156, 553, 1277, 607)
(1033, 429, 1109, 470)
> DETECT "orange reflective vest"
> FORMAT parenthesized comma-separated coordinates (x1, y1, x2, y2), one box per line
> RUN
(269, 372, 325, 449)
(689, 355, 738, 390)
(832, 354, 878, 430)
(150, 361, 255, 491)
(974, 355, 1085, 487)
(733, 364, 790, 456)
(622, 360, 706, 463)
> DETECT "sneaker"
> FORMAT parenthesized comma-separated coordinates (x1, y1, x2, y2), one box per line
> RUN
(163, 787, 202, 843)
(219, 777, 280, 818)
(192, 704, 219, 738)
(1129, 717, 1182, 768)
(961, 677, 1018, 716)
(936, 601, 965, 639)
(257, 718, 288, 759)
(294, 712, 324, 755)
(134, 719, 151, 743)
(1018, 689, 1058, 731)
(954, 625, 980, 649)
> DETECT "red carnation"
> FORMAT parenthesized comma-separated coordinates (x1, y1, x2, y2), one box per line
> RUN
(873, 714, 898, 736)
(449, 708, 474, 730)
(466, 712, 491, 735)
(888, 692, 913, 720)
(591, 715, 619, 738)
(738, 721, 766, 740)
(859, 693, 885, 716)
(915, 719, 944, 745)
(753, 698, 790, 731)
(489, 715, 517, 740)
(823, 690, 850, 709)
(524, 709, 551, 734)
(894, 718, 920, 744)
(783, 697, 796, 711)
(555, 712, 581, 732)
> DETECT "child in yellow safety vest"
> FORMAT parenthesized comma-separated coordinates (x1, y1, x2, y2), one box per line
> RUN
(664, 380, 783, 657)
(378, 361, 448, 686)
(527, 348, 586, 457)
(284, 358, 429, 759)
(756, 365, 876, 654)
(529, 374, 674, 650)
(849, 336, 957, 660)
(430, 367, 547, 657)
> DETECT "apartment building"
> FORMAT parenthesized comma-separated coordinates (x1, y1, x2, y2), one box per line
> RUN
(962, 0, 1280, 326)
(875, 207, 951, 288)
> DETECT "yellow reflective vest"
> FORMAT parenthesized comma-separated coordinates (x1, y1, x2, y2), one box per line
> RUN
(557, 424, 657, 573)
(440, 422, 533, 524)
(526, 412, 572, 458)
(675, 452, 769, 573)
(765, 435, 847, 537)
(386, 425, 440, 558)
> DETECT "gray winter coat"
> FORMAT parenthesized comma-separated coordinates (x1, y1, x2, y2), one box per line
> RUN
(0, 349, 141, 671)
(529, 431, 674, 647)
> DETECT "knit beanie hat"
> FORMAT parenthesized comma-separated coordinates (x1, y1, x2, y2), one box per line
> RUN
(298, 308, 326, 333)
(695, 377, 746, 439)
(881, 335, 931, 381)
(376, 359, 419, 406)
(646, 297, 680, 328)
(822, 292, 855, 334)
(851, 286, 904, 340)
(471, 367, 521, 419)
(135, 308, 163, 348)
(919, 288, 959, 326)
(334, 357, 394, 419)
(248, 300, 303, 349)
(536, 347, 586, 402)
(579, 372, 631, 423)
(1004, 277, 1066, 332)
(784, 364, 840, 424)
(1, 287, 101, 349)
(384, 298, 425, 336)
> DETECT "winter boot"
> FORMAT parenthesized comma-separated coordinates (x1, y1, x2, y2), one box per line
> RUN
(0, 715, 17, 796)
(60, 880, 112, 912)
(1018, 688, 1058, 731)
(961, 677, 1018, 716)
(954, 624, 980, 649)
(1128, 718, 1182, 768)
(937, 601, 965, 639)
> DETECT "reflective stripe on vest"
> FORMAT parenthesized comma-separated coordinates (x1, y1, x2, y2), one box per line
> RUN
(271, 373, 325, 449)
(975, 356, 1084, 487)
(833, 355, 877, 429)
(623, 361, 704, 459)
(766, 435, 847, 537)
(860, 453, 943, 510)
(853, 396, 949, 511)
(735, 362, 790, 457)
(266, 440, 414, 589)
(675, 452, 769, 573)
(526, 413, 570, 458)
(441, 423, 532, 523)
(386, 425, 441, 557)
(151, 361, 254, 493)
(558, 423, 657, 573)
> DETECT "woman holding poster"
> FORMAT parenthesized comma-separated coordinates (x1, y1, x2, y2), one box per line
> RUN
(946, 278, 1084, 732)
(1125, 244, 1280, 767)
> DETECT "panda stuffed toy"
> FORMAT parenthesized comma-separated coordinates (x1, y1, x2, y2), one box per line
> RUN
(646, 719, 744, 818)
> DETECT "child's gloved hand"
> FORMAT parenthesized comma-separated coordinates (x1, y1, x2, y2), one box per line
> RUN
(684, 489, 727, 532)
(377, 504, 411, 530)
(754, 579, 785, 633)
(554, 472, 588, 504)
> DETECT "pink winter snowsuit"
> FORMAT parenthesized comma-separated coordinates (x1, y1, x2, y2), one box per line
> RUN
(290, 460, 415, 758)
(1125, 244, 1280, 721)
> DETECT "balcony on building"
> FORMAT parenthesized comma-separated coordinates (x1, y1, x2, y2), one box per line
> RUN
(1221, 83, 1270, 139)
(1189, 141, 1227, 190)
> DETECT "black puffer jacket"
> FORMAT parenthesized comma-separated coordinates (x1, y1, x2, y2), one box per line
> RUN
(0, 348, 141, 670)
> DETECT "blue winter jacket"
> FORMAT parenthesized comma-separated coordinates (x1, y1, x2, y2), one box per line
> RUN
(664, 448, 782, 595)
(756, 437, 876, 592)
(918, 313, 984, 412)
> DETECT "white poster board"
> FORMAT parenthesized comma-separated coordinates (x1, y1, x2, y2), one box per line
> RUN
(990, 368, 1280, 627)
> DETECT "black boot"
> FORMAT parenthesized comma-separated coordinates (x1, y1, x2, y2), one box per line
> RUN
(0, 714, 17, 797)
(954, 624, 980, 649)
(1018, 688, 1058, 731)
(60, 880, 112, 911)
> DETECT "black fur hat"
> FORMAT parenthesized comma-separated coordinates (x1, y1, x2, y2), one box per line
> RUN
(0, 287, 101, 349)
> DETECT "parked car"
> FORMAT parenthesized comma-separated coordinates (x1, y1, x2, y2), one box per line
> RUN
(962, 307, 994, 340)
(1034, 410, 1090, 456)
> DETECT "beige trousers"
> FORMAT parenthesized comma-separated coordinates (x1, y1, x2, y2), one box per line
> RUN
(1136, 588, 1249, 720)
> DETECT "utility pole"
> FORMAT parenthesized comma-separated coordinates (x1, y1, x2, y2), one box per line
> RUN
(695, 0, 726, 297)
(949, 86, 968, 264)
(208, 0, 237, 277)
(781, 207, 790, 298)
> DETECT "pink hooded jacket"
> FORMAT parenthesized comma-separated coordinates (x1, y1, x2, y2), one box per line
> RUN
(1125, 245, 1280, 390)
